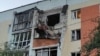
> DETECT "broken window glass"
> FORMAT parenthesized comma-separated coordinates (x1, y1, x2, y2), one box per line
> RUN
(24, 32, 27, 40)
(16, 34, 19, 42)
(28, 31, 31, 40)
(13, 9, 34, 31)
(47, 14, 60, 26)
(20, 33, 23, 41)
(13, 31, 31, 49)
(23, 42, 27, 47)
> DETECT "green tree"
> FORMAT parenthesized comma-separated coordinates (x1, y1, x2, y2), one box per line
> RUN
(0, 42, 25, 56)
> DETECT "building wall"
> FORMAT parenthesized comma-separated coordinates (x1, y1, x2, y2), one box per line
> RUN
(81, 4, 99, 56)
(0, 0, 67, 50)
(81, 4, 99, 46)
(0, 0, 100, 55)
(0, 20, 12, 50)
(61, 0, 100, 56)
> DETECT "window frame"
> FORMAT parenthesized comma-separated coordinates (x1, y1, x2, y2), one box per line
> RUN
(71, 29, 81, 41)
(71, 52, 80, 56)
(12, 10, 34, 31)
(71, 9, 81, 19)
(13, 31, 31, 49)
(35, 47, 57, 56)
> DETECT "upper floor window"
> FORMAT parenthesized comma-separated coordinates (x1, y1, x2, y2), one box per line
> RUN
(47, 13, 60, 26)
(71, 9, 81, 19)
(34, 13, 61, 39)
(71, 52, 80, 56)
(72, 29, 81, 41)
(13, 9, 34, 31)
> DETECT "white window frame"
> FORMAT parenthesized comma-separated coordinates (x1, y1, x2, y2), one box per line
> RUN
(13, 31, 31, 49)
(71, 9, 81, 19)
(71, 29, 81, 41)
(71, 52, 80, 56)
(35, 47, 57, 56)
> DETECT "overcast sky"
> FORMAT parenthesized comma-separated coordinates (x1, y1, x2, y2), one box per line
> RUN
(0, 0, 41, 12)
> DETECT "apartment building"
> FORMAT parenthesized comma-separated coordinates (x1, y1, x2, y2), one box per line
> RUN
(62, 0, 100, 56)
(0, 0, 100, 56)
(0, 0, 68, 56)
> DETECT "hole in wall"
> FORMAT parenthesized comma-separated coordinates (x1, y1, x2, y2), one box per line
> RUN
(47, 14, 60, 26)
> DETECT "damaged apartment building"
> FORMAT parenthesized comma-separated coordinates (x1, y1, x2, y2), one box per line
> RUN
(1, 0, 68, 56)
(11, 6, 68, 56)
(1, 0, 99, 56)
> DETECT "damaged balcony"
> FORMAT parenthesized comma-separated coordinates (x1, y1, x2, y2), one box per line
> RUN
(34, 4, 68, 40)
(32, 4, 68, 56)
(11, 7, 45, 50)
(13, 8, 34, 31)
(11, 8, 35, 50)
(33, 38, 59, 48)
(33, 13, 62, 48)
(12, 31, 31, 49)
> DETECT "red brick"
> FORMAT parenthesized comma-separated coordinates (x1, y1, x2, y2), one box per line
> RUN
(81, 4, 99, 56)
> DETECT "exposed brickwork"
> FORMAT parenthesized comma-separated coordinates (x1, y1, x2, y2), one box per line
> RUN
(81, 4, 99, 56)
(81, 4, 99, 45)
(33, 38, 59, 48)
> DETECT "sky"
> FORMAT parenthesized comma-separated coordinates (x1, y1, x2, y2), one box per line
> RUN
(0, 0, 41, 12)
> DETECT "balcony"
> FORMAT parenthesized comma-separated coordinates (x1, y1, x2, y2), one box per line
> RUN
(13, 8, 34, 31)
(33, 38, 59, 48)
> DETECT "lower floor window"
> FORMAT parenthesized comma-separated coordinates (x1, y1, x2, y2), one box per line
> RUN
(71, 52, 80, 56)
(13, 31, 31, 49)
(35, 47, 57, 56)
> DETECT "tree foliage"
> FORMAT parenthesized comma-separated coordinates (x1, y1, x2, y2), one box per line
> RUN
(0, 50, 24, 56)
(0, 42, 25, 56)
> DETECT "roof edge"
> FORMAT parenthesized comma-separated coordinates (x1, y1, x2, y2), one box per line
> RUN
(0, 0, 50, 13)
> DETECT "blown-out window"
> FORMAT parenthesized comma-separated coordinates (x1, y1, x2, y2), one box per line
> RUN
(47, 14, 60, 26)
(13, 9, 34, 31)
